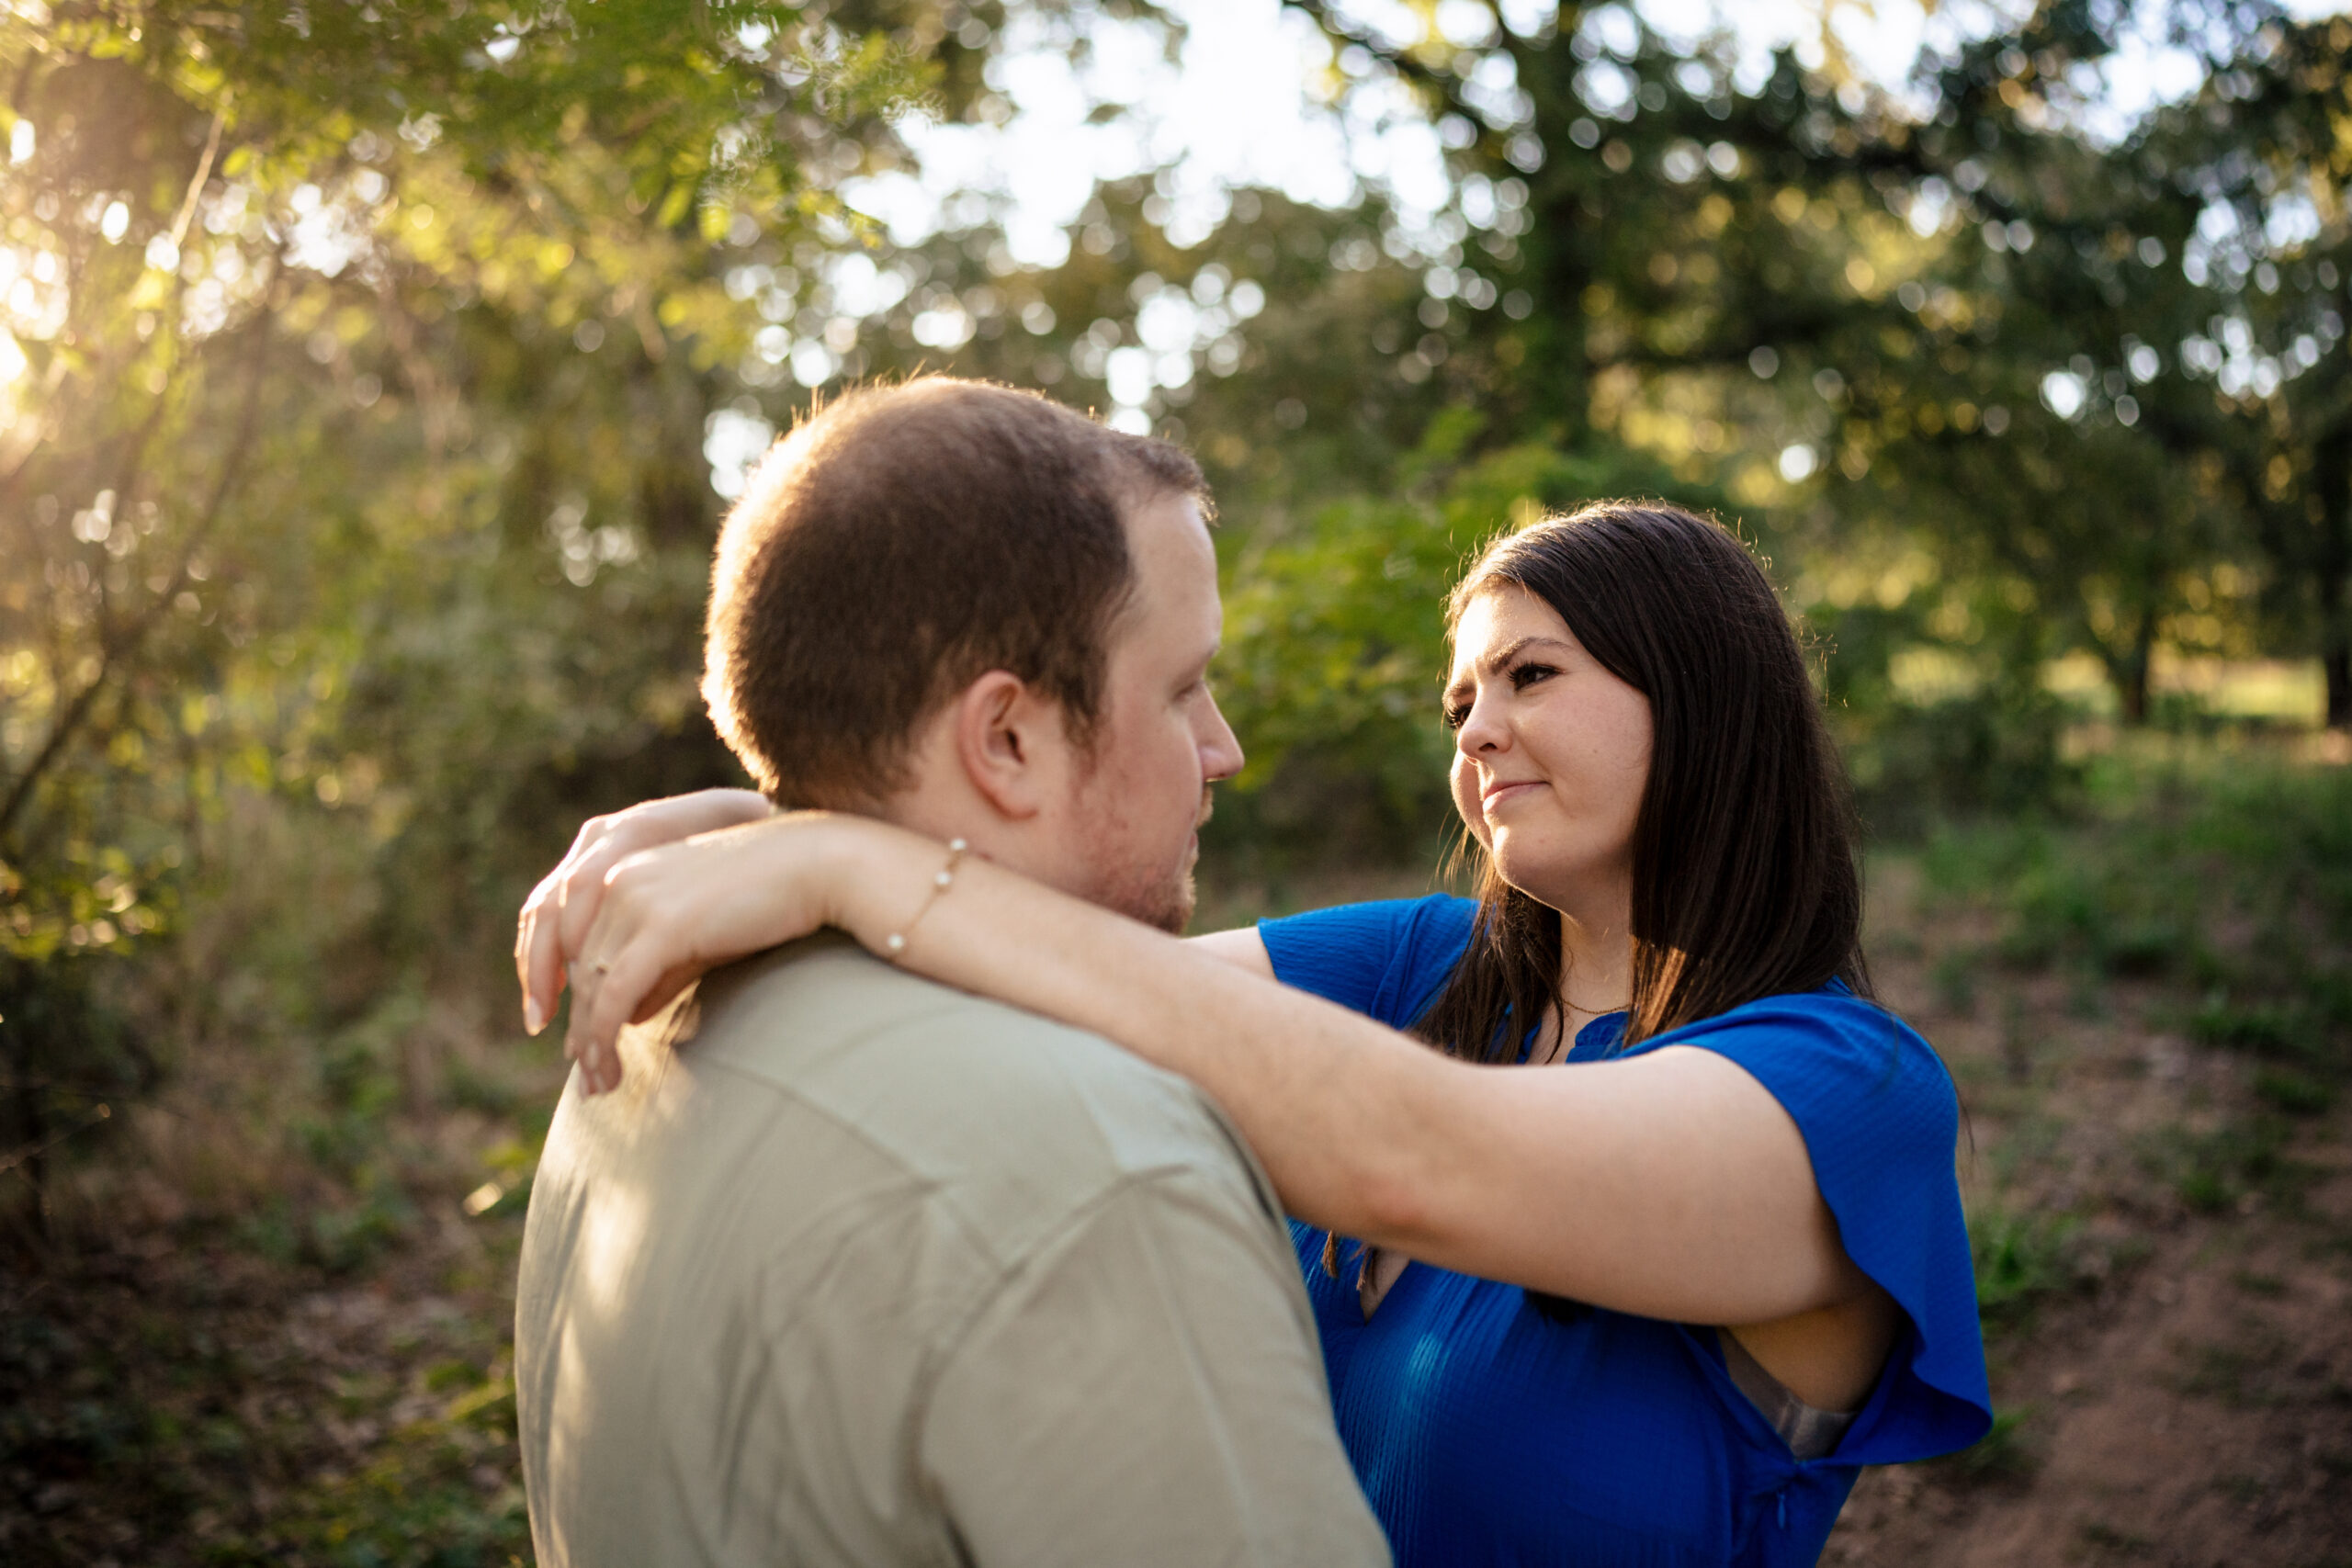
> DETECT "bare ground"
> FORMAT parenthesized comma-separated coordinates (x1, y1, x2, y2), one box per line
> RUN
(1824, 864, 2352, 1568)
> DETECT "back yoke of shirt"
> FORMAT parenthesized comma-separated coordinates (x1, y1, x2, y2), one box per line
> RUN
(515, 935, 1388, 1568)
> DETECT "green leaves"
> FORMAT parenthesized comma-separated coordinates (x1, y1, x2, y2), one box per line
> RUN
(1212, 424, 1698, 852)
(0, 2, 956, 1236)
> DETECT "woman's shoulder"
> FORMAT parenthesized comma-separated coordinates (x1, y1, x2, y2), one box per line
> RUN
(1255, 894, 1476, 1027)
(1656, 985, 1957, 1127)
(1258, 892, 1476, 950)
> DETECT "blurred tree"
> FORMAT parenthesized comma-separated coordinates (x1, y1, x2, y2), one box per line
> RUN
(1861, 1, 2348, 726)
(2127, 10, 2352, 725)
(1279, 0, 2346, 731)
(0, 0, 947, 1244)
(5, 0, 2346, 1248)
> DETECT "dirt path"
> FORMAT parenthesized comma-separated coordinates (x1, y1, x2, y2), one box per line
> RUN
(1825, 890, 2352, 1565)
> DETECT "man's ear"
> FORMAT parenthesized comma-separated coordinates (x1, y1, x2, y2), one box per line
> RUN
(950, 670, 1066, 820)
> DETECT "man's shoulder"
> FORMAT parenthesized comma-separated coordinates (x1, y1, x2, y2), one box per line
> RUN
(684, 936, 1272, 1255)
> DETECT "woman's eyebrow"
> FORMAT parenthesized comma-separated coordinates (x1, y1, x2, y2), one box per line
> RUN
(1478, 635, 1573, 676)
(1443, 635, 1575, 703)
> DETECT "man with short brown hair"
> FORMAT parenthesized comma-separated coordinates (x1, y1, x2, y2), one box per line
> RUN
(514, 378, 1388, 1567)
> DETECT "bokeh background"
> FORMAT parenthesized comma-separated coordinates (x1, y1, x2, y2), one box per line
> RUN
(5, 1, 2350, 1562)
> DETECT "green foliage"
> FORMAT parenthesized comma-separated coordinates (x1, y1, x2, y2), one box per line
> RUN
(260, 1372, 527, 1568)
(2075, 1517, 2154, 1555)
(1968, 1204, 2124, 1339)
(1920, 747, 2352, 1067)
(1209, 424, 1702, 861)
(0, 1, 951, 1237)
(2250, 1066, 2334, 1116)
(1942, 1405, 2042, 1482)
(2140, 1116, 2302, 1215)
(1929, 946, 1983, 1018)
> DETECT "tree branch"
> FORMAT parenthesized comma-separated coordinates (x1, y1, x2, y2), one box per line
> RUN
(0, 325, 271, 849)
(168, 109, 227, 254)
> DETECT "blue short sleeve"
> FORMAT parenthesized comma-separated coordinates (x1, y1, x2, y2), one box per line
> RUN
(1258, 896, 1476, 1029)
(1657, 992, 1994, 1463)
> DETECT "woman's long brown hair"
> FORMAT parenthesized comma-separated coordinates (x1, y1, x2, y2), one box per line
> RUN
(1324, 503, 1875, 1296)
(1419, 501, 1872, 1066)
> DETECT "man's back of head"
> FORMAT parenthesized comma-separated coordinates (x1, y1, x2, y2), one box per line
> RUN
(701, 376, 1242, 931)
(704, 376, 1195, 811)
(514, 379, 1386, 1568)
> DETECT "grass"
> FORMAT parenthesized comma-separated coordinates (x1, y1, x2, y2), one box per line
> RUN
(1941, 1405, 2042, 1482)
(2075, 1518, 2154, 1556)
(1917, 745, 2352, 1072)
(2252, 1066, 2335, 1116)
(2172, 1325, 2301, 1409)
(2138, 1119, 2307, 1216)
(1931, 948, 1984, 1018)
(1971, 1207, 2097, 1334)
(260, 1371, 527, 1568)
(2230, 1269, 2289, 1298)
(1860, 737, 2352, 1554)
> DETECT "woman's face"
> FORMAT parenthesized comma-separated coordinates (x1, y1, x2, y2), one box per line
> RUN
(1444, 584, 1654, 915)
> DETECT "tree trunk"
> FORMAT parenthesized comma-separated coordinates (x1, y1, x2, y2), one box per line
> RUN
(0, 983, 50, 1258)
(2110, 610, 2154, 726)
(2311, 420, 2350, 729)
(2120, 660, 2150, 726)
(2326, 643, 2349, 729)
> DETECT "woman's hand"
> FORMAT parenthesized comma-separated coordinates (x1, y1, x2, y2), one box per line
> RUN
(556, 811, 941, 1093)
(515, 789, 772, 1037)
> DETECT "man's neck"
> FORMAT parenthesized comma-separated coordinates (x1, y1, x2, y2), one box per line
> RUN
(865, 790, 1046, 891)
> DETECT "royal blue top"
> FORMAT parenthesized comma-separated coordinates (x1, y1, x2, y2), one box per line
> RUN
(1259, 896, 1991, 1568)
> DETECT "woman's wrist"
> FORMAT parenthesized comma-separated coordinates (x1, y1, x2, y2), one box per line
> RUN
(796, 812, 945, 955)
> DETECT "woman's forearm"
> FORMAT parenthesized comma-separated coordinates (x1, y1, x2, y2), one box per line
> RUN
(565, 812, 1860, 1322)
(827, 827, 1854, 1324)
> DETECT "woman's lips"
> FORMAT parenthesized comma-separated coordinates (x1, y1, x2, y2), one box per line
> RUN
(1482, 780, 1544, 811)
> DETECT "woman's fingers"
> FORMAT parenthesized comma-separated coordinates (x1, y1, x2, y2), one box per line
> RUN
(552, 811, 862, 1093)
(518, 792, 774, 1037)
(577, 961, 702, 1096)
(563, 849, 702, 1091)
(518, 815, 615, 1032)
(568, 931, 675, 1093)
(551, 832, 631, 993)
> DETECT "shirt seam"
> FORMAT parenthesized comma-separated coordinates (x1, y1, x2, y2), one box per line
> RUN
(695, 1008, 1208, 1270)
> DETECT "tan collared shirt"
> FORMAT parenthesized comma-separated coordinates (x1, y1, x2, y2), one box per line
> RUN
(516, 936, 1388, 1568)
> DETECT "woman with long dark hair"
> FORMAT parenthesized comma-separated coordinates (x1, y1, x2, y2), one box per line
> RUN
(520, 502, 1991, 1564)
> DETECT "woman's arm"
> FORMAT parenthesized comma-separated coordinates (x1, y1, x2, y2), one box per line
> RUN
(518, 794, 1274, 1031)
(562, 813, 1875, 1329)
(1182, 925, 1276, 979)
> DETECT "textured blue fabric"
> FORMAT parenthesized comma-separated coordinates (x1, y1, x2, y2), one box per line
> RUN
(1258, 896, 1992, 1568)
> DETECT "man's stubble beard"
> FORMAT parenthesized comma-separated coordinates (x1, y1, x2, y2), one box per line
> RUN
(1080, 786, 1212, 936)
(1128, 863, 1197, 936)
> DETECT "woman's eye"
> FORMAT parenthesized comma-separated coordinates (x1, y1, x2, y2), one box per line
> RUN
(1510, 662, 1557, 692)
(1442, 702, 1469, 730)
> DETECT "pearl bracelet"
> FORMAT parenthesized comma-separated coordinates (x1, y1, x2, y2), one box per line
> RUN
(883, 838, 968, 960)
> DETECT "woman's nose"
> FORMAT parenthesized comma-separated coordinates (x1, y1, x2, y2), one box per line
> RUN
(1455, 693, 1509, 754)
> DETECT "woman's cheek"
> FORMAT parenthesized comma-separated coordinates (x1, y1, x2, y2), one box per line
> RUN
(1450, 759, 1491, 847)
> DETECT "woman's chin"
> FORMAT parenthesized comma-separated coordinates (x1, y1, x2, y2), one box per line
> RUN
(1487, 841, 1582, 911)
